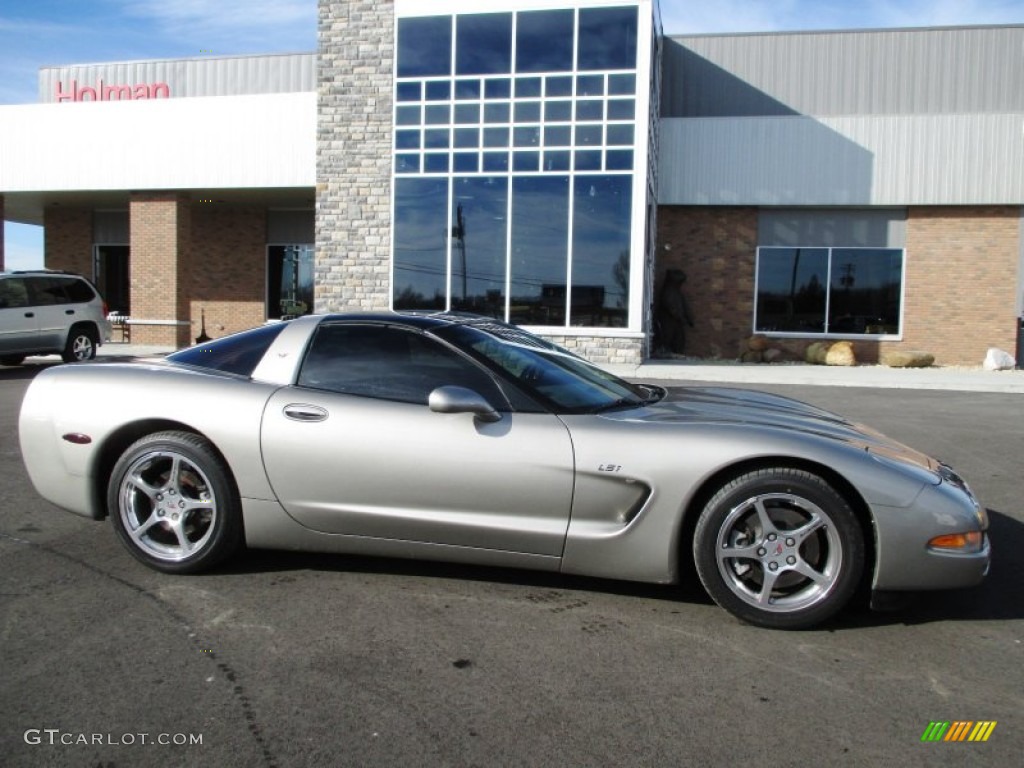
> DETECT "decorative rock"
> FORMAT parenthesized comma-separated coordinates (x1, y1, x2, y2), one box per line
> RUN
(881, 350, 935, 368)
(983, 348, 1016, 371)
(825, 341, 856, 366)
(762, 348, 783, 364)
(805, 342, 830, 365)
(740, 350, 764, 363)
(747, 335, 770, 352)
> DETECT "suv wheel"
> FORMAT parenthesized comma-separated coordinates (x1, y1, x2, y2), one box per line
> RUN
(62, 325, 98, 362)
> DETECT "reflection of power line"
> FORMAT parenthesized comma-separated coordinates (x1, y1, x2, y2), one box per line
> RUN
(393, 264, 625, 300)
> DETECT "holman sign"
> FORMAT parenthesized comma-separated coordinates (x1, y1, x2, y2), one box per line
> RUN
(55, 79, 171, 102)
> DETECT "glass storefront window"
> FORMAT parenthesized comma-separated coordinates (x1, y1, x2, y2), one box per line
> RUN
(394, 178, 449, 310)
(516, 9, 574, 73)
(397, 16, 452, 77)
(577, 7, 638, 70)
(570, 176, 631, 327)
(456, 14, 512, 75)
(754, 247, 904, 335)
(511, 176, 570, 325)
(450, 177, 509, 317)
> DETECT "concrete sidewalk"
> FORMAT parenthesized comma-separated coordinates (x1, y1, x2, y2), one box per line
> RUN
(93, 342, 1024, 394)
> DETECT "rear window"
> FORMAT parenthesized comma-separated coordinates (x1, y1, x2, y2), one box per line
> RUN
(168, 323, 287, 377)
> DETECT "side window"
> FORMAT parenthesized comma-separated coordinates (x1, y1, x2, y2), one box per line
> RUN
(63, 278, 98, 304)
(28, 277, 68, 306)
(0, 278, 30, 309)
(297, 324, 508, 407)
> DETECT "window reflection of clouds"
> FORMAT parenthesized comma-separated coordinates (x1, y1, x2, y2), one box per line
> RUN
(394, 178, 448, 310)
(571, 176, 631, 327)
(511, 177, 570, 326)
(515, 10, 575, 73)
(456, 14, 512, 75)
(397, 17, 452, 77)
(577, 7, 638, 70)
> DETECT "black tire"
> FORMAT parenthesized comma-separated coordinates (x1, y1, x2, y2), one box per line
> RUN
(62, 325, 98, 363)
(693, 468, 864, 630)
(0, 355, 26, 366)
(108, 431, 243, 574)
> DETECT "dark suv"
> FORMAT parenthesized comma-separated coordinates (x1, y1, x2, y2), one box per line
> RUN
(0, 271, 112, 365)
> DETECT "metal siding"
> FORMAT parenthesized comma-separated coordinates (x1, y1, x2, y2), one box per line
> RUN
(662, 26, 1024, 118)
(658, 113, 1024, 206)
(39, 54, 315, 102)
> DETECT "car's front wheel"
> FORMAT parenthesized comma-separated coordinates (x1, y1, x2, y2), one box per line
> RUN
(108, 431, 243, 574)
(693, 468, 864, 629)
(62, 325, 97, 362)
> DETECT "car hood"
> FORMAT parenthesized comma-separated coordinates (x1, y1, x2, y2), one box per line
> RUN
(610, 386, 938, 472)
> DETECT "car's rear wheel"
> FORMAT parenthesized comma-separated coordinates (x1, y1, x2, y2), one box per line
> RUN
(62, 325, 97, 362)
(108, 431, 243, 574)
(693, 468, 864, 629)
(0, 355, 26, 366)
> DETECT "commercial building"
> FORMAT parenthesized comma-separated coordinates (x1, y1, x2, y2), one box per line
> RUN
(1, 1, 1021, 364)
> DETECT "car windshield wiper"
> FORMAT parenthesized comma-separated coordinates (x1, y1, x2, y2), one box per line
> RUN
(588, 396, 646, 414)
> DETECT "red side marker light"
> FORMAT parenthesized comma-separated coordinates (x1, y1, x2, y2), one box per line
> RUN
(61, 433, 93, 445)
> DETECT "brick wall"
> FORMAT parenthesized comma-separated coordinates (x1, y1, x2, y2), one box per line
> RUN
(890, 206, 1020, 365)
(186, 206, 267, 342)
(44, 207, 92, 275)
(656, 205, 1021, 366)
(656, 207, 759, 358)
(316, 0, 394, 311)
(129, 193, 191, 346)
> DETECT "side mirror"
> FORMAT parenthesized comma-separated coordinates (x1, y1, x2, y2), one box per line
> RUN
(428, 385, 501, 423)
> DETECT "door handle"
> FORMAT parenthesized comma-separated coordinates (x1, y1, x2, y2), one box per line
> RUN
(65, 309, 75, 315)
(24, 312, 35, 318)
(283, 404, 328, 422)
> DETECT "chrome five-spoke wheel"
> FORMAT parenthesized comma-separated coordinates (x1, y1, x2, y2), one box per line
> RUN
(694, 468, 864, 629)
(108, 431, 242, 573)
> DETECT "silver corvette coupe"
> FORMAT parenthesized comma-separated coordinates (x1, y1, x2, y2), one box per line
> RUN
(19, 312, 989, 629)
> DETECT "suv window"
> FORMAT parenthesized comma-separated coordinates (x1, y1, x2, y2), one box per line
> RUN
(62, 277, 98, 304)
(297, 323, 507, 407)
(28, 277, 71, 306)
(0, 277, 30, 309)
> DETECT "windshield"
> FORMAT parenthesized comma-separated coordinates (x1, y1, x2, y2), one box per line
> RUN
(437, 322, 662, 414)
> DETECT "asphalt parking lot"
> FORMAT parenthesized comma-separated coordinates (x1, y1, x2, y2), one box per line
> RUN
(1, 362, 1021, 767)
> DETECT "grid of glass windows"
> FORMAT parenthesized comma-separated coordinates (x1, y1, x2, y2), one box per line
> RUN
(754, 247, 904, 336)
(393, 6, 641, 328)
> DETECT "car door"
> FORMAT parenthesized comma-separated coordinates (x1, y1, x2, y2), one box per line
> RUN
(0, 277, 38, 354)
(260, 322, 575, 557)
(28, 277, 74, 350)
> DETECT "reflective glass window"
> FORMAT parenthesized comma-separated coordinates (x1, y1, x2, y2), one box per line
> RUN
(571, 176, 632, 327)
(827, 249, 903, 335)
(544, 125, 571, 146)
(577, 7, 638, 71)
(575, 100, 604, 122)
(544, 151, 571, 171)
(510, 176, 570, 325)
(605, 150, 633, 170)
(574, 150, 602, 171)
(608, 73, 636, 95)
(425, 81, 451, 101)
(455, 79, 481, 99)
(424, 154, 450, 173)
(456, 13, 513, 75)
(514, 126, 540, 147)
(513, 151, 540, 172)
(754, 248, 829, 333)
(514, 101, 541, 123)
(455, 103, 480, 124)
(515, 78, 542, 98)
(397, 82, 422, 102)
(484, 103, 511, 123)
(454, 153, 479, 172)
(424, 128, 450, 149)
(575, 125, 602, 146)
(607, 99, 635, 120)
(576, 75, 604, 97)
(396, 106, 421, 126)
(395, 154, 420, 173)
(454, 128, 480, 148)
(606, 124, 634, 146)
(396, 130, 421, 150)
(484, 127, 509, 147)
(545, 101, 572, 122)
(483, 152, 509, 172)
(397, 16, 452, 77)
(546, 76, 573, 97)
(450, 176, 509, 316)
(516, 9, 574, 73)
(425, 105, 450, 125)
(485, 79, 511, 99)
(394, 177, 449, 309)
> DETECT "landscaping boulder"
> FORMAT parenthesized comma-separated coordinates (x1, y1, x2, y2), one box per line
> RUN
(805, 342, 830, 364)
(747, 335, 770, 352)
(983, 348, 1016, 371)
(880, 350, 935, 368)
(825, 341, 856, 366)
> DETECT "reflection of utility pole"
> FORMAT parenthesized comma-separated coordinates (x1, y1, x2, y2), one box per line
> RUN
(451, 202, 467, 302)
(839, 262, 856, 289)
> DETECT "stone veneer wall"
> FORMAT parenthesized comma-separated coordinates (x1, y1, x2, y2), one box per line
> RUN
(656, 205, 1021, 366)
(316, 0, 394, 311)
(542, 335, 644, 367)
